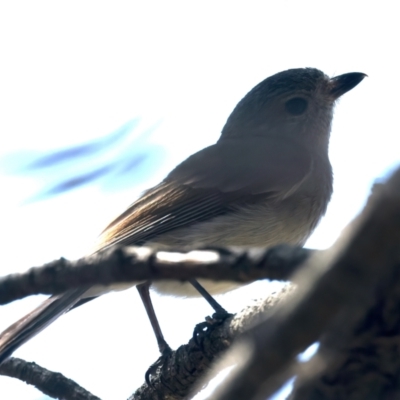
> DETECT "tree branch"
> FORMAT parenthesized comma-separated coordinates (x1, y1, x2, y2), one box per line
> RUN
(0, 244, 310, 305)
(0, 357, 101, 400)
(1, 171, 400, 400)
(0, 286, 295, 400)
(289, 261, 400, 400)
(129, 285, 295, 400)
(208, 169, 400, 400)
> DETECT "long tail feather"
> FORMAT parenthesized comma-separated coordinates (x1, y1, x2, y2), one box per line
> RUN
(0, 287, 88, 363)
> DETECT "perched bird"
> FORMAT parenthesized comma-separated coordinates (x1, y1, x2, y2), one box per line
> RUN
(0, 68, 365, 365)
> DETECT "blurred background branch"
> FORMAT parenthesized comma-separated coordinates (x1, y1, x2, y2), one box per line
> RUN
(0, 118, 164, 202)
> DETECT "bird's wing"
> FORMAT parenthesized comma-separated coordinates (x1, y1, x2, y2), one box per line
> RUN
(98, 137, 312, 249)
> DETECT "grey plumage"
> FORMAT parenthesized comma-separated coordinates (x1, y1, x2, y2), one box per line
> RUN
(0, 68, 366, 362)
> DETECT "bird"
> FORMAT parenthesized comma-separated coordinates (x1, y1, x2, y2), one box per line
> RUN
(0, 67, 366, 367)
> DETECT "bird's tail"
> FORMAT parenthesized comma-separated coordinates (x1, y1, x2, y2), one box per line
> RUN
(0, 288, 88, 363)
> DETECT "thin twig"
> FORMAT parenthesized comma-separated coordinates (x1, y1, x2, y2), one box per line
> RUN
(0, 357, 101, 400)
(0, 245, 310, 305)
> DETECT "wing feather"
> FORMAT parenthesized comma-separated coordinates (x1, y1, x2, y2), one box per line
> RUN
(97, 137, 312, 250)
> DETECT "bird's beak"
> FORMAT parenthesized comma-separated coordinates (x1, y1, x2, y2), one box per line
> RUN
(330, 72, 367, 99)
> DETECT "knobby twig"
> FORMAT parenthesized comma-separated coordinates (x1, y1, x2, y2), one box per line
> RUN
(0, 245, 310, 305)
(0, 357, 101, 400)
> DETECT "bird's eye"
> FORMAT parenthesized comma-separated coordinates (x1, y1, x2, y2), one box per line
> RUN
(285, 97, 308, 116)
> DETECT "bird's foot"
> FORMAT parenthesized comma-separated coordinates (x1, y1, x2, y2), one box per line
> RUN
(193, 310, 234, 350)
(145, 345, 173, 386)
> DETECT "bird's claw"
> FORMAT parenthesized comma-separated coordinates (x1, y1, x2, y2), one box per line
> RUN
(193, 311, 233, 350)
(145, 346, 173, 387)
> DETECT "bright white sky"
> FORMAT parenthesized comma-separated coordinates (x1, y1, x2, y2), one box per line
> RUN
(0, 2, 398, 399)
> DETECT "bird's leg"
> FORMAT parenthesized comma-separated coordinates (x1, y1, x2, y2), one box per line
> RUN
(189, 279, 228, 316)
(189, 279, 233, 349)
(137, 282, 172, 385)
(136, 282, 171, 355)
